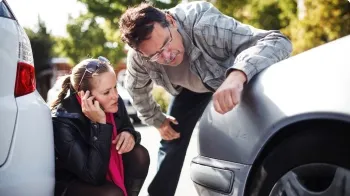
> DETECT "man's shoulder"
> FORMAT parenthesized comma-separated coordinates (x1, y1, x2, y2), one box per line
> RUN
(127, 47, 138, 57)
(126, 48, 142, 64)
(170, 1, 213, 12)
(126, 47, 151, 72)
(169, 1, 214, 22)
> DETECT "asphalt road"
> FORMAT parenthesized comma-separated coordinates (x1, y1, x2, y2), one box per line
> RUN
(135, 123, 199, 196)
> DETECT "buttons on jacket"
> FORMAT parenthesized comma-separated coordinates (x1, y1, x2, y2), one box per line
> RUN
(91, 123, 99, 141)
(91, 122, 99, 129)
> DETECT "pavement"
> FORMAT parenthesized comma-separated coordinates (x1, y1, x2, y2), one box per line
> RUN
(135, 123, 199, 196)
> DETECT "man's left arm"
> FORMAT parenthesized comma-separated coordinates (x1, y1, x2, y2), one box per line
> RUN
(193, 2, 293, 113)
(195, 5, 292, 81)
(226, 28, 293, 82)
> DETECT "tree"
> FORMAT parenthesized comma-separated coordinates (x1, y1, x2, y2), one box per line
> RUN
(54, 13, 126, 65)
(207, 0, 249, 22)
(25, 17, 54, 74)
(284, 0, 350, 54)
(54, 0, 182, 65)
(25, 17, 55, 100)
(78, 0, 182, 27)
(214, 0, 297, 30)
(213, 0, 349, 55)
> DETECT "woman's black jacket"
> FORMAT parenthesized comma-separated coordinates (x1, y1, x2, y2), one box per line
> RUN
(51, 92, 141, 189)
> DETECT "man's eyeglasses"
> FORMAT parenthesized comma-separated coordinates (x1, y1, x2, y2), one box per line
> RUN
(77, 56, 110, 91)
(144, 27, 173, 62)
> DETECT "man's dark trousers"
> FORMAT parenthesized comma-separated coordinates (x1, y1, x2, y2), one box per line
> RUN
(148, 88, 213, 196)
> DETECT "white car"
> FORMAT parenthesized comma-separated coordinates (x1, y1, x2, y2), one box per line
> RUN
(117, 83, 141, 123)
(0, 1, 55, 195)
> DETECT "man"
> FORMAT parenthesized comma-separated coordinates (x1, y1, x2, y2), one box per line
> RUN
(119, 1, 292, 196)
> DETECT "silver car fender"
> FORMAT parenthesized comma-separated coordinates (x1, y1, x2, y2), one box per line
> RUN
(197, 35, 350, 165)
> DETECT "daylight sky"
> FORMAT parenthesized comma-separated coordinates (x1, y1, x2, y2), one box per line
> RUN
(8, 0, 87, 37)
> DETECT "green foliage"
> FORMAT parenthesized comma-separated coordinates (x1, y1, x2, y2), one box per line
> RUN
(152, 86, 171, 113)
(78, 0, 182, 27)
(215, 0, 297, 30)
(278, 0, 298, 28)
(284, 0, 350, 55)
(53, 14, 125, 65)
(53, 0, 180, 65)
(25, 17, 54, 74)
(210, 0, 248, 21)
(214, 0, 348, 55)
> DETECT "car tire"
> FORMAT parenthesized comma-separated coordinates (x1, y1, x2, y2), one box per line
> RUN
(247, 125, 350, 196)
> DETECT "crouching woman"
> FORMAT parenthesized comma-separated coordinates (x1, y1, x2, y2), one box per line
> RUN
(51, 57, 149, 196)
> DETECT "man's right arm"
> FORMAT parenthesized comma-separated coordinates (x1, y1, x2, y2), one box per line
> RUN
(124, 49, 166, 128)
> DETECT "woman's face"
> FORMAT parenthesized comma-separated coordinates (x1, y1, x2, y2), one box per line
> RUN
(90, 70, 119, 113)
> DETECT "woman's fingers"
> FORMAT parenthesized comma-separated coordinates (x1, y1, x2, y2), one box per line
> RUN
(118, 139, 129, 154)
(86, 96, 95, 110)
(125, 139, 135, 153)
(115, 132, 135, 154)
(116, 133, 125, 152)
(112, 134, 120, 145)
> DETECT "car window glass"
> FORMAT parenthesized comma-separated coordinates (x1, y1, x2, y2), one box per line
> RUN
(0, 1, 14, 19)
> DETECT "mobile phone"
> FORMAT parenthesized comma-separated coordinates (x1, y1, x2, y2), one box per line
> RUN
(86, 91, 104, 111)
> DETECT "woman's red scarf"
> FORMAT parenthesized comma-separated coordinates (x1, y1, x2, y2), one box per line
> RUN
(76, 95, 127, 195)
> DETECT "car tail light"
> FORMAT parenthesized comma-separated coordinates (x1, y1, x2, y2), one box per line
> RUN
(15, 62, 36, 97)
(15, 26, 36, 97)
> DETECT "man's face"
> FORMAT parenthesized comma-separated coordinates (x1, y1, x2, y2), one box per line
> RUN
(137, 21, 185, 66)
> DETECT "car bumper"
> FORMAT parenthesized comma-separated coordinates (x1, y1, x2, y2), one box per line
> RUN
(0, 91, 55, 196)
(190, 156, 251, 196)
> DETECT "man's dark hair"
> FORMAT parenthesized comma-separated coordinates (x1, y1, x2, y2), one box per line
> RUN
(119, 2, 170, 49)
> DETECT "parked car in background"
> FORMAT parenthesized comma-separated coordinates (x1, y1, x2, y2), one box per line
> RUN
(117, 83, 141, 123)
(190, 35, 350, 196)
(0, 1, 55, 195)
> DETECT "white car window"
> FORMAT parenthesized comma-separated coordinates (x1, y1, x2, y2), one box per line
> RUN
(0, 1, 14, 19)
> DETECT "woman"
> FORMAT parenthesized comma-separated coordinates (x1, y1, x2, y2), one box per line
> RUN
(51, 56, 150, 196)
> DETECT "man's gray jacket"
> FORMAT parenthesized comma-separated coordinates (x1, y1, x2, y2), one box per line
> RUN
(124, 1, 293, 128)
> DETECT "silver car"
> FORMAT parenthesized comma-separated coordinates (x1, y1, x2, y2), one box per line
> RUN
(190, 35, 350, 196)
(0, 0, 55, 195)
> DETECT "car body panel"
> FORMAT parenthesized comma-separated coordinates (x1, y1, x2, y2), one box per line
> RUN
(0, 8, 19, 166)
(197, 35, 350, 165)
(0, 92, 55, 195)
(0, 1, 55, 195)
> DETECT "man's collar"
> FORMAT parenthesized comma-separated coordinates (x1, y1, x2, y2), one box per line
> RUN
(174, 19, 201, 63)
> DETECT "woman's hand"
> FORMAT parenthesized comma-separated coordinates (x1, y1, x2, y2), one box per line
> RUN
(80, 90, 106, 124)
(112, 132, 135, 154)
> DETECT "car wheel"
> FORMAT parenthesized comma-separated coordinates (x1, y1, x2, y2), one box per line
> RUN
(247, 126, 350, 196)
